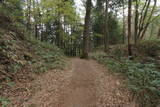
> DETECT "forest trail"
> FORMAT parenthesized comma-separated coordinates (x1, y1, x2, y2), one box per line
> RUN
(60, 58, 97, 107)
(23, 58, 137, 107)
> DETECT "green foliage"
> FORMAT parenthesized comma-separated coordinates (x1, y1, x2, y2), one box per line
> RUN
(108, 13, 123, 44)
(92, 4, 123, 47)
(0, 34, 24, 73)
(0, 0, 23, 22)
(111, 46, 126, 60)
(40, 0, 78, 23)
(0, 28, 66, 76)
(0, 97, 12, 107)
(5, 78, 15, 87)
(27, 36, 66, 73)
(8, 63, 22, 73)
(91, 52, 160, 107)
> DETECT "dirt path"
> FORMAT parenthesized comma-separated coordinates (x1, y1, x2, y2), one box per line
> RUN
(60, 58, 98, 107)
(10, 58, 137, 107)
(59, 58, 136, 107)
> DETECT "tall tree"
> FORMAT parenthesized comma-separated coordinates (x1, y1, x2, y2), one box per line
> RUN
(128, 0, 132, 57)
(26, 0, 31, 29)
(82, 0, 92, 58)
(134, 0, 139, 44)
(122, 0, 126, 44)
(135, 0, 158, 41)
(104, 0, 109, 52)
(92, 0, 104, 47)
(157, 28, 160, 39)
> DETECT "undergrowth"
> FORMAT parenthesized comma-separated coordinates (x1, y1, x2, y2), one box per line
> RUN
(25, 34, 66, 73)
(0, 97, 12, 107)
(90, 52, 160, 107)
(136, 38, 160, 57)
(0, 29, 66, 106)
(0, 28, 66, 75)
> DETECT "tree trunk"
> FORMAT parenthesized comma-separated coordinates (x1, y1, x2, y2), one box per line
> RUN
(137, 0, 157, 40)
(104, 0, 109, 52)
(27, 0, 31, 30)
(0, 0, 4, 3)
(55, 20, 61, 47)
(33, 0, 39, 39)
(158, 28, 160, 39)
(35, 0, 41, 40)
(128, 0, 133, 57)
(122, 0, 126, 44)
(82, 0, 92, 58)
(35, 24, 38, 39)
(150, 23, 154, 38)
(134, 0, 138, 44)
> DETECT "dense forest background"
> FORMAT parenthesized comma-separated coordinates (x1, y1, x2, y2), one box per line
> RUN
(1, 0, 160, 56)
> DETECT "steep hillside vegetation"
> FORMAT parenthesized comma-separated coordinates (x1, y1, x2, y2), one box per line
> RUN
(0, 15, 66, 106)
(0, 27, 65, 76)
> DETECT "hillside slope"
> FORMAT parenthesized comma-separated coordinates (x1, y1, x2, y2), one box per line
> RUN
(0, 16, 66, 106)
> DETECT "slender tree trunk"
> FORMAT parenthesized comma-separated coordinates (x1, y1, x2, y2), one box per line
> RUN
(35, 0, 41, 40)
(33, 0, 39, 39)
(158, 28, 160, 39)
(27, 0, 31, 30)
(128, 0, 133, 57)
(35, 24, 38, 39)
(56, 20, 61, 47)
(0, 0, 4, 3)
(122, 0, 126, 44)
(140, 0, 157, 40)
(104, 0, 109, 52)
(82, 0, 92, 58)
(134, 0, 139, 44)
(150, 23, 154, 38)
(137, 0, 157, 40)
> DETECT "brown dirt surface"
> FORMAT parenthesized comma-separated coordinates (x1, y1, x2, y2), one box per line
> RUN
(6, 58, 137, 107)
